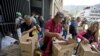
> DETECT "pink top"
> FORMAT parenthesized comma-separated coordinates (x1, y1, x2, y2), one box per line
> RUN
(77, 31, 86, 39)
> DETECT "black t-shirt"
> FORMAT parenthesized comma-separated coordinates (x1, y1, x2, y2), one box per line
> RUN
(38, 18, 44, 28)
(21, 22, 35, 37)
(83, 30, 95, 43)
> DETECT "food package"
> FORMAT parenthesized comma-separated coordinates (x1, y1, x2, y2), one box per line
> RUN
(52, 38, 77, 56)
(19, 33, 38, 56)
(77, 43, 100, 56)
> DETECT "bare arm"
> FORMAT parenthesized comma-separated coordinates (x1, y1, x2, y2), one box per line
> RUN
(44, 29, 57, 37)
(22, 26, 36, 35)
(44, 29, 63, 40)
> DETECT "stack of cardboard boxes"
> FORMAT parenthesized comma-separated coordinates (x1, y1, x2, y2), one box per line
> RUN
(19, 33, 38, 56)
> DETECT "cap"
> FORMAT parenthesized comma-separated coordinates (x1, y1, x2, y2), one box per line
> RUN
(16, 12, 22, 16)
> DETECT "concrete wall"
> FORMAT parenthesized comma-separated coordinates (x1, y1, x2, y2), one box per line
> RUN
(31, 0, 42, 8)
(43, 0, 51, 20)
(30, 0, 50, 19)
(30, 0, 63, 20)
(50, 0, 63, 18)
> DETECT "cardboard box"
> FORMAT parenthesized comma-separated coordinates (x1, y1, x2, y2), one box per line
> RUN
(52, 39, 77, 56)
(19, 33, 38, 56)
(77, 43, 100, 56)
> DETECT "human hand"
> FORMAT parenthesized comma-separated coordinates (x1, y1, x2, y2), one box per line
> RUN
(82, 37, 89, 44)
(55, 33, 64, 40)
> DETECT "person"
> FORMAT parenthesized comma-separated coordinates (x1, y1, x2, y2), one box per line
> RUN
(81, 18, 88, 31)
(35, 15, 39, 23)
(31, 12, 37, 24)
(76, 17, 82, 27)
(38, 15, 44, 38)
(21, 15, 36, 37)
(69, 17, 77, 40)
(1, 32, 17, 50)
(77, 22, 99, 44)
(62, 17, 69, 39)
(15, 12, 23, 38)
(42, 12, 64, 56)
(38, 15, 44, 28)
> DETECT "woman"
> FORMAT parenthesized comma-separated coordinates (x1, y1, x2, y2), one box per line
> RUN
(77, 22, 99, 44)
(62, 17, 69, 39)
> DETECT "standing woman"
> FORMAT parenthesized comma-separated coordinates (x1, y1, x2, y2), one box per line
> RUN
(62, 17, 69, 39)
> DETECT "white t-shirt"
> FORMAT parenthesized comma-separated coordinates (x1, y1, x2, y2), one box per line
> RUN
(1, 36, 16, 50)
(31, 16, 37, 24)
(15, 17, 23, 24)
(77, 22, 82, 27)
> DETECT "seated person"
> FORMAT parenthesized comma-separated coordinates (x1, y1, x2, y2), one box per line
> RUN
(1, 32, 17, 50)
(77, 22, 99, 44)
(21, 15, 37, 37)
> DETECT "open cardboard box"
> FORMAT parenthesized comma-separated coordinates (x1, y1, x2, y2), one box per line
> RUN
(19, 33, 38, 56)
(77, 43, 100, 56)
(52, 38, 77, 56)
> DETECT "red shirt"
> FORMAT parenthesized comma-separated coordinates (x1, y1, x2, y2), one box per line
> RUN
(42, 18, 62, 56)
(45, 18, 62, 33)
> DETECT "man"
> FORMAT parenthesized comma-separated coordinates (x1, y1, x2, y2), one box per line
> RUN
(38, 15, 44, 28)
(15, 12, 23, 38)
(38, 15, 44, 38)
(42, 12, 64, 56)
(31, 12, 37, 24)
(69, 17, 77, 40)
(21, 15, 36, 37)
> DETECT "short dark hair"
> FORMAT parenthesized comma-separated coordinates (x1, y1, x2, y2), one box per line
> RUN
(55, 12, 64, 18)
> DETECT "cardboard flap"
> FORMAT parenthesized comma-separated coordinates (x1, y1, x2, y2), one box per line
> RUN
(19, 33, 29, 42)
(53, 41, 76, 50)
(20, 41, 32, 44)
(80, 43, 92, 51)
(53, 43, 62, 50)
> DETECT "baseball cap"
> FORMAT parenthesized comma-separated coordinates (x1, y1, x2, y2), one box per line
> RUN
(16, 12, 22, 16)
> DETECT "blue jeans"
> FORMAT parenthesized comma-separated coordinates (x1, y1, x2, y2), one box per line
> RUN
(62, 30, 67, 39)
(38, 28, 44, 39)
